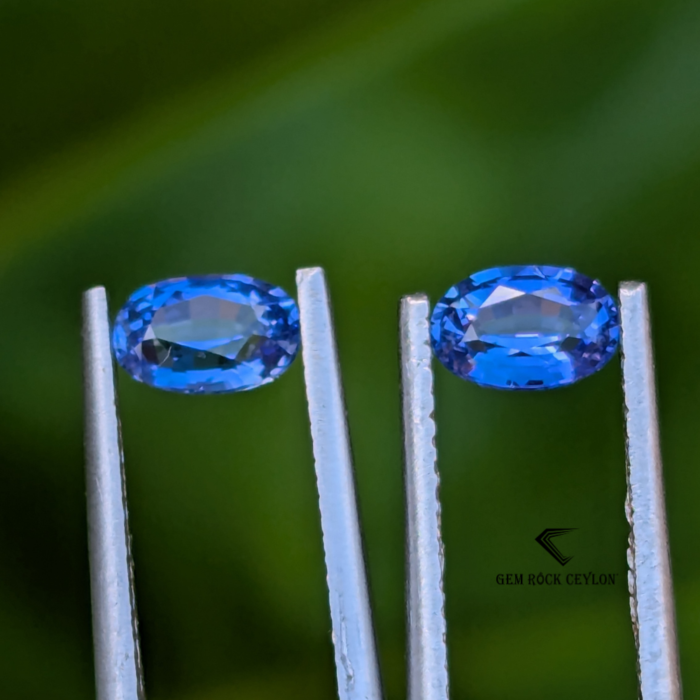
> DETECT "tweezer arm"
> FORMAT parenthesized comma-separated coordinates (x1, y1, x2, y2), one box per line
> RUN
(83, 287, 144, 700)
(620, 281, 682, 700)
(296, 267, 383, 700)
(400, 294, 449, 700)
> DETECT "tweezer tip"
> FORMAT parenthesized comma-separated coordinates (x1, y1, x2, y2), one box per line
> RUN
(83, 285, 107, 305)
(401, 292, 429, 306)
(619, 280, 646, 297)
(296, 266, 325, 285)
(84, 285, 107, 295)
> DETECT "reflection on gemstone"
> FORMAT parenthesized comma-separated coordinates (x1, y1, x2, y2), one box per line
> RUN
(430, 265, 620, 390)
(112, 275, 300, 393)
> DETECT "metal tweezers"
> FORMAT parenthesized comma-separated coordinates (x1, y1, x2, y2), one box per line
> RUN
(83, 272, 681, 700)
(399, 282, 682, 700)
(82, 267, 381, 700)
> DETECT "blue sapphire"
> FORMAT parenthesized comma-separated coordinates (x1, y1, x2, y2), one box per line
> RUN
(112, 275, 300, 394)
(430, 265, 620, 390)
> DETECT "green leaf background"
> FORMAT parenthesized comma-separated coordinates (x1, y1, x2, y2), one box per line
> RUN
(1, 0, 699, 698)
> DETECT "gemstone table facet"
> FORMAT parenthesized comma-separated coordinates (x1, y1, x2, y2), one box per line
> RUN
(430, 265, 620, 390)
(112, 275, 300, 393)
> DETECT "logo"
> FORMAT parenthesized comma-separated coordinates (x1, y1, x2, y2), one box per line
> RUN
(535, 528, 576, 566)
(495, 528, 619, 587)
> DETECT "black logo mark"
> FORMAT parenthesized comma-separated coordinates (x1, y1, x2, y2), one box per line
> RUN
(535, 528, 576, 566)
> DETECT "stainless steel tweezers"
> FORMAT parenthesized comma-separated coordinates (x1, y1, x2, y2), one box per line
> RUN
(83, 273, 681, 700)
(398, 281, 682, 700)
(82, 267, 382, 700)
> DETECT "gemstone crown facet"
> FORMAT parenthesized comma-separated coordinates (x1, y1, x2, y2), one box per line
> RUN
(430, 265, 620, 390)
(112, 275, 300, 394)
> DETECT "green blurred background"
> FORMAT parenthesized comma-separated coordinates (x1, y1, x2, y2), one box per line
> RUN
(1, 0, 699, 698)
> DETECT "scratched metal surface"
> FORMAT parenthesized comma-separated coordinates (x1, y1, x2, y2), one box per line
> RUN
(620, 282, 682, 700)
(297, 267, 384, 700)
(400, 294, 449, 700)
(83, 287, 145, 700)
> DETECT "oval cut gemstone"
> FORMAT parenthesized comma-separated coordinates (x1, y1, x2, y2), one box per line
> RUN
(430, 265, 620, 390)
(112, 275, 300, 394)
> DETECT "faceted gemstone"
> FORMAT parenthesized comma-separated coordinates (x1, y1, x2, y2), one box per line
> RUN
(430, 265, 620, 390)
(112, 275, 300, 393)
